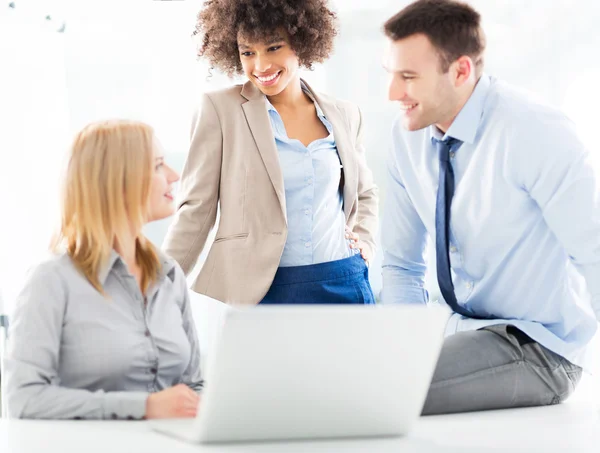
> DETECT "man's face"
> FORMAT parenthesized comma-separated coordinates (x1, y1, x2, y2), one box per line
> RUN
(384, 33, 459, 132)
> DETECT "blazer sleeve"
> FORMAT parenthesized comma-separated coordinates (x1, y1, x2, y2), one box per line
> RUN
(162, 93, 223, 275)
(351, 105, 379, 260)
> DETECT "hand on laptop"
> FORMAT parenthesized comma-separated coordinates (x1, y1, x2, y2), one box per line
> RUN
(145, 384, 201, 419)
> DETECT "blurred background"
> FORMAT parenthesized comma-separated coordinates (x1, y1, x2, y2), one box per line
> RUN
(1, 0, 599, 376)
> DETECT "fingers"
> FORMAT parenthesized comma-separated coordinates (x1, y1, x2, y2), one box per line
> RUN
(345, 229, 360, 242)
(352, 241, 369, 263)
(182, 387, 200, 405)
(175, 384, 200, 405)
(184, 392, 199, 417)
(346, 231, 360, 241)
(181, 408, 197, 418)
(175, 383, 198, 398)
(349, 239, 363, 251)
(174, 406, 197, 418)
(177, 385, 200, 418)
(183, 401, 199, 414)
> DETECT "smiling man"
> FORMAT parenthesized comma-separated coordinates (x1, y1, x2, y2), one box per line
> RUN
(381, 0, 600, 415)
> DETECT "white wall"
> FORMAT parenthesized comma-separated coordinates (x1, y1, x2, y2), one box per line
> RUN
(0, 21, 69, 314)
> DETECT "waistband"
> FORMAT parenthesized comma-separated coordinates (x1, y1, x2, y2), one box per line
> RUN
(272, 254, 367, 286)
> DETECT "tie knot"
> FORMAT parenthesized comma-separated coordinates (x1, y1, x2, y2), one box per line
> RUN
(445, 137, 460, 148)
(434, 136, 462, 161)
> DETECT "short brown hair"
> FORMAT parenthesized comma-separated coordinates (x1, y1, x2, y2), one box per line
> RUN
(194, 0, 338, 77)
(384, 0, 486, 75)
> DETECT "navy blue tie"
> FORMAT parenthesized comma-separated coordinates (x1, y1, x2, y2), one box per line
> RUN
(434, 137, 483, 319)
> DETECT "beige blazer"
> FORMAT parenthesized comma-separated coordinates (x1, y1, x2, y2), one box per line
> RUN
(162, 79, 379, 305)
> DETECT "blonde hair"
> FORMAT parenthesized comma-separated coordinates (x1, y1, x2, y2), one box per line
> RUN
(52, 119, 161, 294)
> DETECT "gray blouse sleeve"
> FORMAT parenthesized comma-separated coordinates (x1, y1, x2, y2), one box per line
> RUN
(174, 265, 204, 393)
(5, 262, 149, 419)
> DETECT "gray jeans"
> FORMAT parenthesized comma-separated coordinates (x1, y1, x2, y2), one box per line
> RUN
(422, 324, 583, 415)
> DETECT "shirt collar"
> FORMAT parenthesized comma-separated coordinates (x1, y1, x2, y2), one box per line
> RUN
(98, 248, 175, 285)
(430, 73, 491, 145)
(98, 250, 121, 285)
(264, 80, 326, 119)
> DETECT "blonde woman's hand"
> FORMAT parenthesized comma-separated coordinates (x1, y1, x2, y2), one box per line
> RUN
(345, 226, 370, 264)
(145, 383, 200, 419)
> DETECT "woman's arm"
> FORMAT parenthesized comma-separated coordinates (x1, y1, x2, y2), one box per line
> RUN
(162, 93, 224, 275)
(350, 105, 379, 262)
(5, 262, 149, 419)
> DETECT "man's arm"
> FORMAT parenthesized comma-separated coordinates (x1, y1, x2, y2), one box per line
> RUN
(519, 116, 600, 321)
(381, 127, 429, 305)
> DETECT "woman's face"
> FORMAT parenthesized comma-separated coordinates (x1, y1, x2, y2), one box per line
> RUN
(238, 30, 300, 97)
(147, 144, 180, 223)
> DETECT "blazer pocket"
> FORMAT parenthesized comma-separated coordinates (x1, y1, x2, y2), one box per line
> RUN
(213, 233, 249, 244)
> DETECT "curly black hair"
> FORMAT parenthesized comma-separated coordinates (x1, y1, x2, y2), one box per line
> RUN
(194, 0, 338, 76)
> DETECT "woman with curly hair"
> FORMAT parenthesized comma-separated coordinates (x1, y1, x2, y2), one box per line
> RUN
(163, 0, 379, 305)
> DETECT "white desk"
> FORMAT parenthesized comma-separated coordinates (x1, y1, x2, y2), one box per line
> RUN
(1, 402, 599, 453)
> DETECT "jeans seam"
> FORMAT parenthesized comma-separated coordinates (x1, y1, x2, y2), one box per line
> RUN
(522, 355, 580, 404)
(522, 354, 562, 372)
(430, 360, 524, 390)
(430, 360, 559, 405)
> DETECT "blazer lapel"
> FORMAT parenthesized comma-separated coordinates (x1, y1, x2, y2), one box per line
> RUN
(304, 80, 358, 221)
(240, 81, 287, 218)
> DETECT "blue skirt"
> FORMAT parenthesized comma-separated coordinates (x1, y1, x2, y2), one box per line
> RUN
(259, 254, 375, 305)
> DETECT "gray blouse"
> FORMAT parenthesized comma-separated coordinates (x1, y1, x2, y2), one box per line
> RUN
(5, 251, 203, 420)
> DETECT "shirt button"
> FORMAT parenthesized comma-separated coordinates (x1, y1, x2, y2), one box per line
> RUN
(450, 246, 457, 253)
(304, 209, 310, 215)
(304, 241, 311, 248)
(307, 178, 313, 185)
(126, 416, 135, 420)
(150, 367, 158, 374)
(449, 151, 456, 159)
(111, 413, 118, 420)
(145, 330, 151, 337)
(466, 282, 473, 289)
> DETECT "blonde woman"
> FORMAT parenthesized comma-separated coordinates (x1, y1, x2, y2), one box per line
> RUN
(5, 120, 203, 420)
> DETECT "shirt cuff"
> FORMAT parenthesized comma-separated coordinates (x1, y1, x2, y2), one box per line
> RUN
(102, 391, 149, 420)
(381, 285, 428, 305)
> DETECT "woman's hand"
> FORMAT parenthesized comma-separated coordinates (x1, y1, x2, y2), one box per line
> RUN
(145, 384, 200, 419)
(345, 226, 370, 264)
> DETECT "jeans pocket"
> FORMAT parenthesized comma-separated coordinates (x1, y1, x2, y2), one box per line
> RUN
(346, 267, 374, 305)
(356, 268, 375, 304)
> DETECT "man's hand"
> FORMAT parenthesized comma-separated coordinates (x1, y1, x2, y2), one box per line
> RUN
(145, 384, 200, 419)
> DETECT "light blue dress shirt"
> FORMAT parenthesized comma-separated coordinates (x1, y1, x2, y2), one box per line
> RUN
(382, 74, 600, 370)
(265, 88, 355, 267)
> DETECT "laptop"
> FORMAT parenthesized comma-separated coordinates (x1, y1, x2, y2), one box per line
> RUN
(151, 304, 448, 443)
